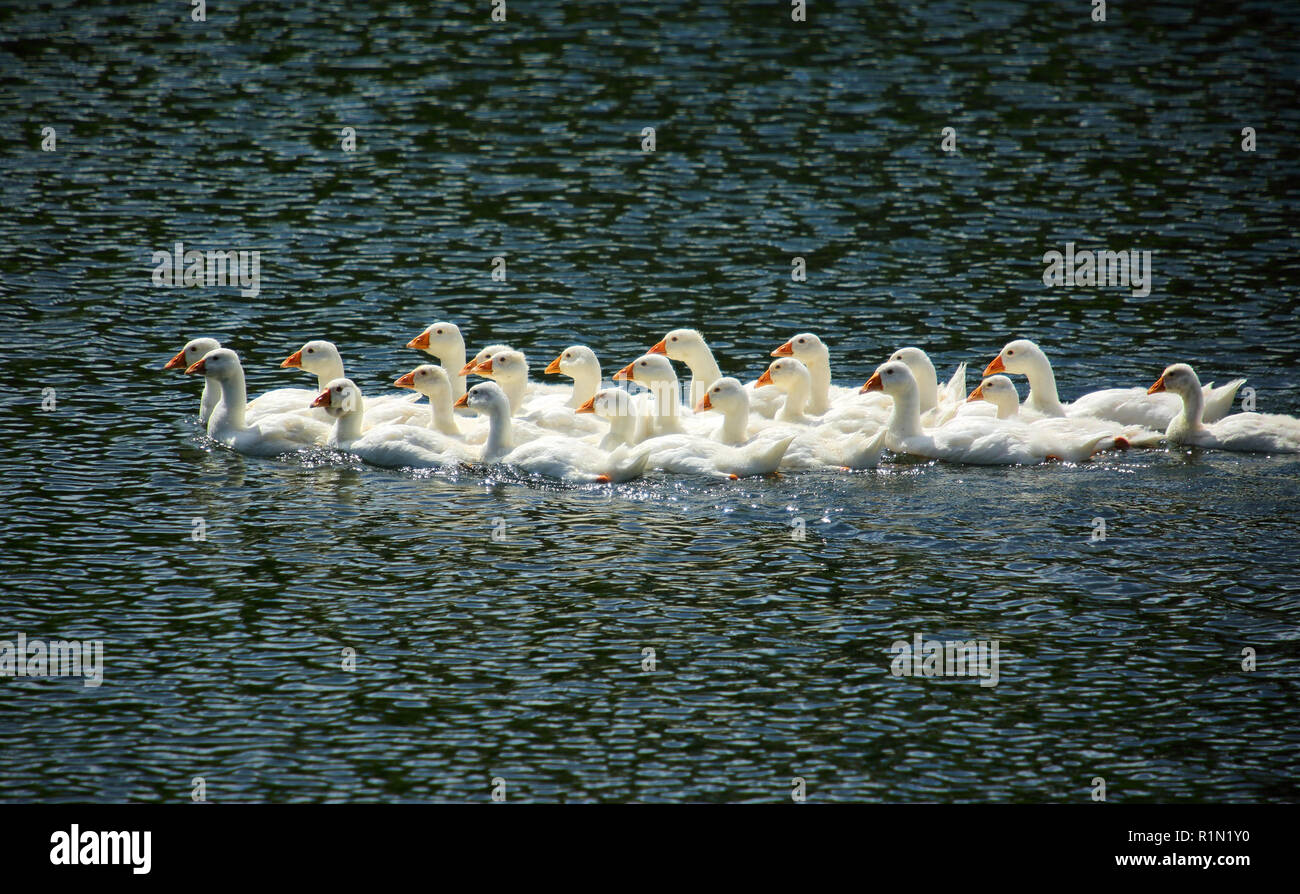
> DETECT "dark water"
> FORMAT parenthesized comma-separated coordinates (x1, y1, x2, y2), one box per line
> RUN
(1, 1, 1298, 802)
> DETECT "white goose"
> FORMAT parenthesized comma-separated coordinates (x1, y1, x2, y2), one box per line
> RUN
(185, 349, 330, 457)
(613, 353, 689, 439)
(468, 349, 530, 413)
(887, 347, 969, 422)
(406, 322, 468, 397)
(544, 345, 602, 409)
(648, 328, 721, 409)
(771, 332, 848, 415)
(313, 377, 469, 467)
(459, 343, 513, 381)
(985, 339, 1245, 429)
(393, 364, 485, 441)
(583, 386, 793, 478)
(756, 357, 815, 424)
(281, 340, 422, 426)
(698, 376, 883, 470)
(649, 328, 784, 418)
(166, 337, 325, 423)
(455, 382, 648, 482)
(862, 361, 1115, 465)
(164, 337, 223, 424)
(969, 375, 1162, 449)
(1149, 364, 1300, 453)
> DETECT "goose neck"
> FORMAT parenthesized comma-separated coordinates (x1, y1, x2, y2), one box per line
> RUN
(482, 404, 514, 460)
(567, 369, 601, 409)
(807, 362, 831, 414)
(888, 387, 924, 439)
(212, 370, 249, 431)
(1025, 357, 1065, 415)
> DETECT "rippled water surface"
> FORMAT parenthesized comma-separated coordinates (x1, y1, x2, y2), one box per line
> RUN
(1, 0, 1298, 802)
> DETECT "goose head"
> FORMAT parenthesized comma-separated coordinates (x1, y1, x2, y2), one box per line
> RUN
(281, 340, 344, 381)
(861, 360, 919, 399)
(165, 337, 221, 371)
(756, 357, 810, 393)
(648, 328, 709, 364)
(579, 387, 636, 419)
(614, 353, 678, 389)
(984, 339, 1046, 378)
(888, 347, 938, 385)
(694, 377, 748, 414)
(772, 333, 828, 367)
(453, 380, 512, 418)
(407, 321, 463, 356)
(460, 343, 512, 377)
(545, 345, 599, 378)
(969, 374, 1020, 418)
(394, 364, 454, 402)
(1148, 363, 1201, 397)
(311, 377, 364, 418)
(473, 349, 528, 384)
(185, 347, 241, 381)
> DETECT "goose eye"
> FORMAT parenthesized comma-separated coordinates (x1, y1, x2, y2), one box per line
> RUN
(670, 336, 678, 342)
(797, 338, 806, 344)
(1007, 350, 1014, 356)
(307, 348, 315, 354)
(435, 329, 443, 334)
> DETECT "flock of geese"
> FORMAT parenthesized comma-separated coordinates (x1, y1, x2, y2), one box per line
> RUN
(163, 324, 1300, 482)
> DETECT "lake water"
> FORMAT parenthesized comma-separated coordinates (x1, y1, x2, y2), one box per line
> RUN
(1, 0, 1298, 802)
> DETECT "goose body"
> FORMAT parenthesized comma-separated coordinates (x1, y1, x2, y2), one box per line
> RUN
(1150, 364, 1300, 453)
(186, 349, 331, 457)
(314, 377, 470, 467)
(986, 339, 1245, 429)
(456, 382, 647, 482)
(700, 375, 883, 470)
(863, 362, 1115, 465)
(587, 384, 791, 477)
(969, 375, 1163, 448)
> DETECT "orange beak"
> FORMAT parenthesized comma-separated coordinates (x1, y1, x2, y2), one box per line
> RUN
(164, 348, 188, 370)
(860, 371, 883, 393)
(576, 396, 597, 414)
(311, 389, 331, 408)
(695, 393, 713, 412)
(613, 362, 635, 382)
(185, 358, 208, 375)
(281, 349, 303, 369)
(393, 371, 417, 389)
(648, 340, 668, 355)
(968, 383, 985, 402)
(457, 360, 478, 377)
(983, 354, 1006, 376)
(1147, 376, 1166, 394)
(545, 355, 564, 375)
(756, 368, 775, 387)
(453, 393, 470, 409)
(476, 358, 494, 375)
(771, 341, 794, 357)
(407, 331, 430, 350)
